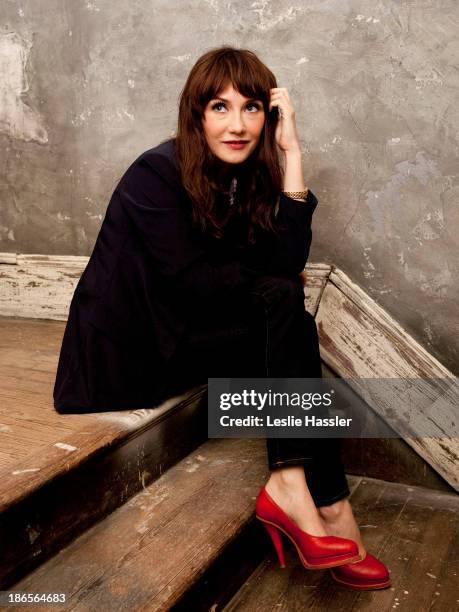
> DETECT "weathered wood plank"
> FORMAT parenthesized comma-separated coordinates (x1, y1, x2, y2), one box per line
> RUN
(316, 270, 459, 491)
(0, 254, 87, 320)
(0, 317, 204, 510)
(6, 438, 270, 611)
(0, 255, 330, 320)
(300, 263, 331, 315)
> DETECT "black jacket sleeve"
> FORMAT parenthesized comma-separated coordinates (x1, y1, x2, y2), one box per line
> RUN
(118, 153, 258, 303)
(241, 189, 319, 278)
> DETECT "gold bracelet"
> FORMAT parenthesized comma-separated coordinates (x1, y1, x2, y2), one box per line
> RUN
(283, 189, 308, 199)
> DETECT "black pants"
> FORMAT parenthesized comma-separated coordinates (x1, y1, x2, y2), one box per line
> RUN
(155, 275, 350, 508)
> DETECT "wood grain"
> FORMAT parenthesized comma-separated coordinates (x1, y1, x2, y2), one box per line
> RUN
(316, 269, 458, 491)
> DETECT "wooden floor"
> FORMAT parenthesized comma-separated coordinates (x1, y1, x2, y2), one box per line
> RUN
(224, 478, 459, 612)
(0, 316, 198, 511)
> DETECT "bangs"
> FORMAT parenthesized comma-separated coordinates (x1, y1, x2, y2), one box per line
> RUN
(198, 50, 271, 108)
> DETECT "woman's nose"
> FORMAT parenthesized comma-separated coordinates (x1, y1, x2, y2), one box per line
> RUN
(228, 112, 245, 132)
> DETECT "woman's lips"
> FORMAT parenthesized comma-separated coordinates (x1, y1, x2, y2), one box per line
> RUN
(223, 141, 248, 150)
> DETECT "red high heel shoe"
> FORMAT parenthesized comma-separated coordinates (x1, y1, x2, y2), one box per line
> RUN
(330, 552, 391, 589)
(256, 487, 361, 570)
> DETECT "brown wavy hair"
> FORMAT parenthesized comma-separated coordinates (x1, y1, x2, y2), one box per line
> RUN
(174, 46, 283, 245)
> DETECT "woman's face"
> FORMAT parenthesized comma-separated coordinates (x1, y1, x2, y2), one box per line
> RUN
(202, 83, 265, 165)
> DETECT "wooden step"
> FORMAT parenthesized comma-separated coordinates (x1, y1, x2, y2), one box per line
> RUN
(223, 478, 459, 612)
(0, 316, 209, 588)
(6, 438, 271, 611)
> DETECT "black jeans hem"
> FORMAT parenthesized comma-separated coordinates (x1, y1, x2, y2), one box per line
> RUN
(313, 487, 351, 508)
(269, 456, 315, 470)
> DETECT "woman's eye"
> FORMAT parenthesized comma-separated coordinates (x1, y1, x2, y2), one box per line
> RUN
(211, 102, 261, 112)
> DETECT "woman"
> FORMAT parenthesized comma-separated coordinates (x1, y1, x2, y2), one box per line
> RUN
(53, 46, 389, 590)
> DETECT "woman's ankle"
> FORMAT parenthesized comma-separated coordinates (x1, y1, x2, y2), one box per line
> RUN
(318, 499, 366, 555)
(318, 498, 349, 523)
(265, 468, 328, 536)
(268, 465, 306, 486)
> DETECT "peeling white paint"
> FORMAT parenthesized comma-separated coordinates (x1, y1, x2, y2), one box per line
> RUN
(185, 458, 201, 473)
(0, 33, 48, 143)
(355, 14, 380, 24)
(71, 107, 94, 126)
(203, 0, 219, 11)
(296, 57, 309, 65)
(170, 54, 191, 62)
(415, 68, 443, 89)
(0, 424, 12, 432)
(54, 442, 77, 452)
(413, 209, 445, 241)
(26, 524, 40, 544)
(72, 106, 136, 126)
(12, 468, 41, 475)
(210, 458, 232, 466)
(319, 135, 343, 152)
(362, 247, 376, 278)
(85, 212, 103, 220)
(127, 79, 135, 88)
(250, 2, 303, 32)
(424, 323, 434, 343)
(86, 1, 101, 12)
(370, 286, 392, 295)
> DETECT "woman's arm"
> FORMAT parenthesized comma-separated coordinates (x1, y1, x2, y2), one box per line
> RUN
(241, 149, 318, 279)
(242, 188, 318, 278)
(283, 149, 308, 201)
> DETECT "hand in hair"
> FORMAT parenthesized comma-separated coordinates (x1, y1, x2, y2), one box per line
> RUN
(269, 87, 301, 154)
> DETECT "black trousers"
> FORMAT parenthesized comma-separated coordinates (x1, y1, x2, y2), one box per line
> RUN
(155, 275, 350, 508)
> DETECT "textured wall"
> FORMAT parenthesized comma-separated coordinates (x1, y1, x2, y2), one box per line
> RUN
(1, 0, 458, 374)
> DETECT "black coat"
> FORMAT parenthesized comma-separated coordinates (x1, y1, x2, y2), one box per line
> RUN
(53, 138, 318, 413)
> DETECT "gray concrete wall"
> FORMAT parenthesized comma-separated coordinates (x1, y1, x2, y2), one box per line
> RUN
(1, 1, 457, 374)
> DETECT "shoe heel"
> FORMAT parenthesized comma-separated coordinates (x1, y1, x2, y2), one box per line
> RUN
(263, 521, 286, 568)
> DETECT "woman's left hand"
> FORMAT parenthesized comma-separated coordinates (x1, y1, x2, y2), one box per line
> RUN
(269, 87, 301, 153)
